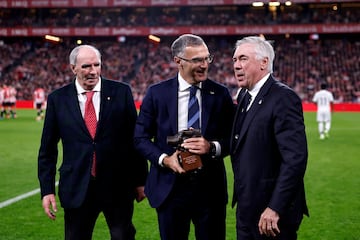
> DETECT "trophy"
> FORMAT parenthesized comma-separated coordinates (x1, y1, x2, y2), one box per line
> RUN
(167, 129, 203, 172)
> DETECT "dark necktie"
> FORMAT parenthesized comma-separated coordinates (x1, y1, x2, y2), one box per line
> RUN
(188, 86, 200, 129)
(84, 91, 97, 176)
(241, 91, 251, 113)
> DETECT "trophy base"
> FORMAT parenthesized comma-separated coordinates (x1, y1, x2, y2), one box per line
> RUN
(179, 151, 203, 172)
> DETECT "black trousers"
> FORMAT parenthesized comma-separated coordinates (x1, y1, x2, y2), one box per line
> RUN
(236, 205, 302, 240)
(156, 173, 226, 240)
(64, 179, 135, 240)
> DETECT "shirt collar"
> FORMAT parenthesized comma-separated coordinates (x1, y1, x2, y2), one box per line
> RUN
(76, 77, 102, 95)
(178, 73, 202, 92)
(248, 73, 270, 98)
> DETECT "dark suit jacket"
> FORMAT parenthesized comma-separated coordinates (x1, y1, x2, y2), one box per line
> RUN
(38, 78, 147, 209)
(134, 77, 234, 208)
(231, 76, 309, 225)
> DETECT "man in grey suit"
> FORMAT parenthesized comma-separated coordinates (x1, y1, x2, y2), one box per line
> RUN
(230, 36, 309, 240)
(38, 45, 148, 240)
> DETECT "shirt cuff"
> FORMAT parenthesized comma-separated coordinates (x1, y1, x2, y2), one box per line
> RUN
(159, 153, 168, 167)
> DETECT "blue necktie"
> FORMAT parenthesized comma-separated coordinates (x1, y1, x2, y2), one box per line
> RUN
(188, 86, 200, 129)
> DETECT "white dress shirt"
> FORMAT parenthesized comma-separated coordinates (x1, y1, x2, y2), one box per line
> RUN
(75, 78, 101, 121)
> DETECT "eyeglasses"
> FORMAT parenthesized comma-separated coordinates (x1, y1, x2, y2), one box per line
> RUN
(177, 55, 214, 64)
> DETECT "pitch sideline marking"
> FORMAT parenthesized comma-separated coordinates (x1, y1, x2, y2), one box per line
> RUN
(0, 181, 59, 209)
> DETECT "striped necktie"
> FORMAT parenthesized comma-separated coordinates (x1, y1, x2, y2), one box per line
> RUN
(188, 86, 200, 129)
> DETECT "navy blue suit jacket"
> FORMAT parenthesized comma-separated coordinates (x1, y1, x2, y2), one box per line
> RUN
(38, 78, 147, 209)
(134, 77, 234, 208)
(230, 76, 309, 224)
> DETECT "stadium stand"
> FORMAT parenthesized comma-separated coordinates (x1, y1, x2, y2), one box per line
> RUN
(0, 1, 359, 103)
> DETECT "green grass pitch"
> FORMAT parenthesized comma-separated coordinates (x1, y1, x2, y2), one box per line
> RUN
(0, 109, 359, 239)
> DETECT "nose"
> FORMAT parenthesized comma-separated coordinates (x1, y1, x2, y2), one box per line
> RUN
(89, 65, 98, 73)
(200, 60, 209, 67)
(234, 60, 242, 69)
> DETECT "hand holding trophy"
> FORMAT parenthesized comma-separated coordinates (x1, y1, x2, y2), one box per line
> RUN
(167, 129, 203, 172)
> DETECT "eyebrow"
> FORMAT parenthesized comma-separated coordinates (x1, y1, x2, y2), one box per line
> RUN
(81, 63, 100, 68)
(234, 54, 248, 59)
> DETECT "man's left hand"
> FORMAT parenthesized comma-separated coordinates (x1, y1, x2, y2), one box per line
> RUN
(258, 207, 280, 237)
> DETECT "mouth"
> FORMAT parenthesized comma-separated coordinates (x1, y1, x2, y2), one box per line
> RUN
(85, 76, 97, 81)
(235, 72, 245, 79)
(196, 68, 207, 75)
(195, 71, 207, 78)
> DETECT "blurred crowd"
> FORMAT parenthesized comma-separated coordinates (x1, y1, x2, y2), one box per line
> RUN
(0, 4, 359, 27)
(0, 36, 359, 103)
(1, 3, 359, 103)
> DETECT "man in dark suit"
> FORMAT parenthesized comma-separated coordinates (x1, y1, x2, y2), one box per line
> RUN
(134, 34, 234, 240)
(231, 36, 309, 240)
(38, 45, 148, 240)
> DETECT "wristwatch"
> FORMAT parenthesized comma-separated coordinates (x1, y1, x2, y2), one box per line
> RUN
(209, 142, 216, 158)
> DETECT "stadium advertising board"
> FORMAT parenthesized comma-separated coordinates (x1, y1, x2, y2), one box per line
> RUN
(0, 0, 355, 8)
(0, 24, 359, 37)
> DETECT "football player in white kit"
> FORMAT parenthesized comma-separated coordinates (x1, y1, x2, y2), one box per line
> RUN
(312, 82, 334, 140)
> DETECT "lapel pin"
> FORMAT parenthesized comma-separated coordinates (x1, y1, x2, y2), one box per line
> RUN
(210, 91, 215, 95)
(107, 97, 110, 100)
(258, 99, 263, 104)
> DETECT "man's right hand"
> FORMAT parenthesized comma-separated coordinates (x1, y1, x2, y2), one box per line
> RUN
(42, 194, 58, 220)
(163, 150, 186, 174)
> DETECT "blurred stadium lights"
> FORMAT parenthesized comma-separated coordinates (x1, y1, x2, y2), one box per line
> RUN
(148, 34, 161, 43)
(269, 1, 281, 7)
(118, 36, 126, 43)
(252, 1, 292, 7)
(44, 34, 60, 42)
(310, 33, 319, 40)
(252, 2, 264, 7)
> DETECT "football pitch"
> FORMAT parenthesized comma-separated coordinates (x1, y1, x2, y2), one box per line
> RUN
(0, 109, 359, 240)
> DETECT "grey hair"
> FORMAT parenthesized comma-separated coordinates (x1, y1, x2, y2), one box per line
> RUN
(235, 36, 275, 73)
(171, 34, 206, 57)
(69, 45, 101, 65)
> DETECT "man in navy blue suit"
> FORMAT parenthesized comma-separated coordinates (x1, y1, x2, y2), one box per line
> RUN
(38, 45, 148, 240)
(231, 36, 309, 240)
(134, 34, 234, 240)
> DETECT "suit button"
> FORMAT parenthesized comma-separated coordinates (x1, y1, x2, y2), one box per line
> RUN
(234, 134, 239, 140)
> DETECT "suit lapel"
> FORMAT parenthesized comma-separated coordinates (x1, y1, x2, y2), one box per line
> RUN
(233, 76, 275, 152)
(200, 80, 217, 135)
(230, 88, 247, 151)
(96, 79, 113, 136)
(165, 78, 179, 134)
(64, 82, 90, 136)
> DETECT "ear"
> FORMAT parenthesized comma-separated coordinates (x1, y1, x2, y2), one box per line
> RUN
(70, 64, 76, 75)
(174, 56, 181, 65)
(260, 57, 268, 70)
